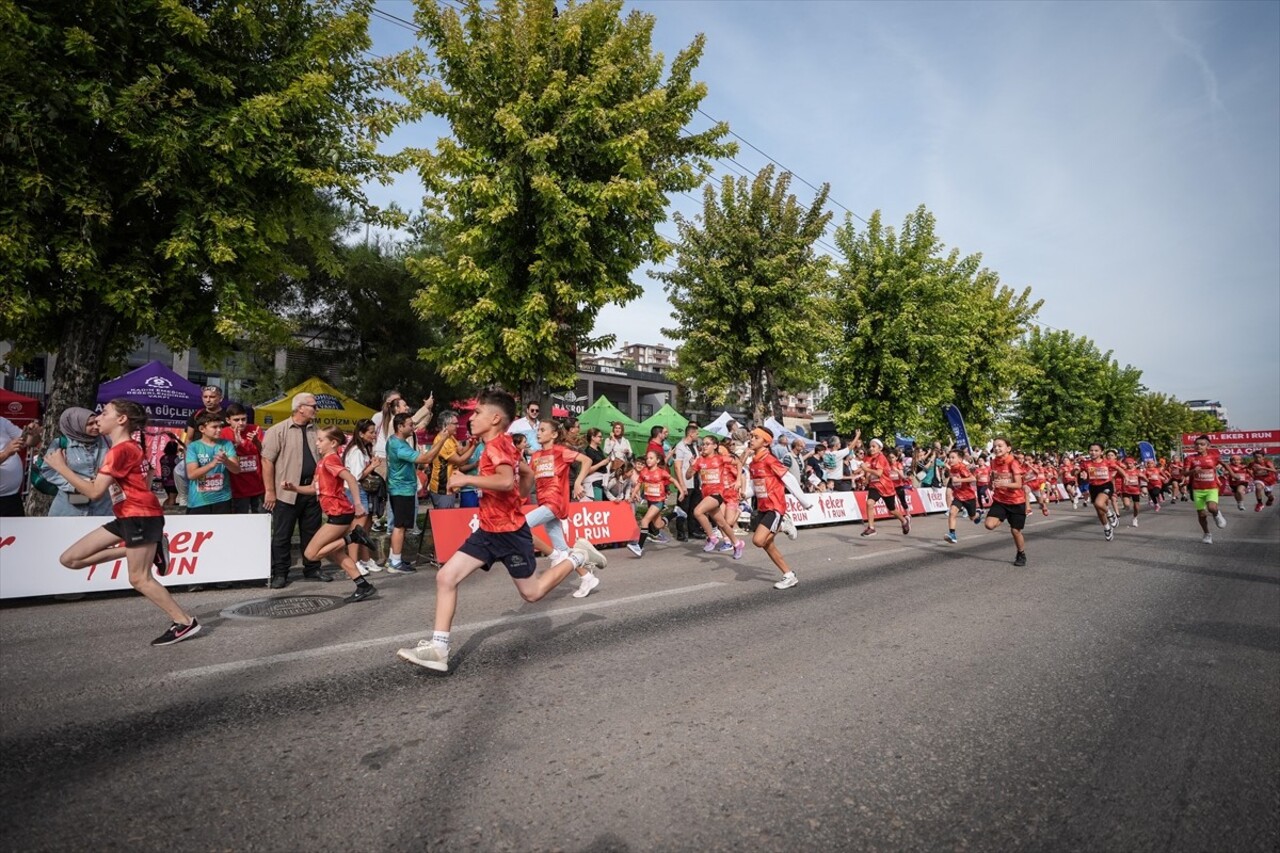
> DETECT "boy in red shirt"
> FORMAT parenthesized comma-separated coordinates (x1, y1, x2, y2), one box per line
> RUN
(220, 403, 266, 514)
(943, 450, 978, 543)
(1144, 460, 1165, 513)
(1184, 435, 1227, 543)
(982, 436, 1028, 565)
(860, 438, 910, 536)
(397, 390, 606, 673)
(1225, 454, 1252, 511)
(746, 427, 815, 589)
(1250, 450, 1276, 510)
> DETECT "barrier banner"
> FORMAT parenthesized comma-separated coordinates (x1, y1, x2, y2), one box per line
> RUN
(917, 488, 949, 513)
(0, 514, 270, 600)
(430, 502, 641, 564)
(784, 491, 865, 527)
(856, 489, 928, 520)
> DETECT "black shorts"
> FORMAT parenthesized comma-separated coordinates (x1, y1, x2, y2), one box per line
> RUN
(389, 495, 417, 529)
(327, 513, 355, 526)
(756, 510, 784, 533)
(458, 524, 537, 579)
(703, 494, 724, 507)
(951, 497, 977, 517)
(103, 515, 165, 546)
(872, 491, 897, 511)
(833, 479, 854, 492)
(1091, 483, 1114, 497)
(987, 501, 1027, 530)
(187, 501, 231, 515)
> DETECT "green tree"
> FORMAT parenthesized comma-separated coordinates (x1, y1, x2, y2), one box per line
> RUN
(0, 0, 416, 421)
(825, 206, 1040, 440)
(656, 166, 833, 423)
(1130, 391, 1207, 456)
(405, 0, 734, 404)
(1095, 359, 1145, 449)
(1008, 327, 1110, 451)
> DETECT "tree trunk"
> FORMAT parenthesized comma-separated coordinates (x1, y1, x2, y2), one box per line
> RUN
(23, 310, 117, 515)
(763, 366, 784, 423)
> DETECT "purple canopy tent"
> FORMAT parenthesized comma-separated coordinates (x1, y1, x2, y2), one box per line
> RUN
(96, 360, 203, 427)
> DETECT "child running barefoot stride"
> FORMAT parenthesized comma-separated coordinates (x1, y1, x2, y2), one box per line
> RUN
(746, 427, 815, 589)
(397, 390, 606, 673)
(42, 399, 200, 646)
(282, 426, 377, 603)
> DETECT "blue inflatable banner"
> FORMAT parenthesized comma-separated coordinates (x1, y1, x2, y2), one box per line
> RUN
(1138, 441, 1156, 463)
(942, 404, 970, 451)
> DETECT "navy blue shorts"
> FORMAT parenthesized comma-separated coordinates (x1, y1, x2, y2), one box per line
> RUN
(458, 524, 537, 579)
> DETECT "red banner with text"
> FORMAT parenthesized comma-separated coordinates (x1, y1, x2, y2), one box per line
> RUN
(430, 502, 641, 563)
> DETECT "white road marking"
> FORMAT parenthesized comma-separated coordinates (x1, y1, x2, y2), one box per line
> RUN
(168, 582, 726, 680)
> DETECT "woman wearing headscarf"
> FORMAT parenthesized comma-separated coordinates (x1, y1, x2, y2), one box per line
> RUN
(40, 408, 113, 517)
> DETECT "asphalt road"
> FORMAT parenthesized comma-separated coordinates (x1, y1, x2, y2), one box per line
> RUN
(1, 501, 1277, 852)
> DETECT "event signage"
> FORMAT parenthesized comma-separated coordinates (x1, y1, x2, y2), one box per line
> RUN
(429, 501, 641, 564)
(0, 515, 270, 599)
(1180, 430, 1280, 456)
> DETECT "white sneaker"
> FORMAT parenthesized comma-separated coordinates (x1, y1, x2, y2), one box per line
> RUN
(779, 514, 798, 540)
(1129, 518, 1138, 528)
(1237, 503, 1245, 511)
(1214, 512, 1226, 529)
(773, 572, 798, 590)
(1072, 495, 1080, 509)
(1201, 533, 1213, 544)
(572, 537, 607, 570)
(397, 640, 449, 672)
(626, 543, 643, 558)
(357, 560, 370, 576)
(364, 559, 383, 573)
(572, 572, 600, 598)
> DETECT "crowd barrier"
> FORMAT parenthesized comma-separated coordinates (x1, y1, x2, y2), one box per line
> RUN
(0, 515, 269, 600)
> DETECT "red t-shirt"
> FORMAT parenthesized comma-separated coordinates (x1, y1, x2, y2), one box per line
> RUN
(531, 444, 580, 518)
(316, 452, 354, 517)
(1144, 465, 1164, 487)
(748, 450, 789, 513)
(1226, 464, 1250, 487)
(888, 460, 906, 486)
(690, 455, 726, 497)
(947, 461, 976, 501)
(1250, 459, 1277, 485)
(637, 465, 673, 503)
(1024, 464, 1044, 489)
(1185, 450, 1222, 490)
(975, 464, 991, 487)
(100, 440, 163, 518)
(1084, 458, 1119, 487)
(478, 433, 526, 533)
(863, 450, 895, 498)
(989, 454, 1026, 506)
(1121, 467, 1143, 495)
(645, 440, 665, 461)
(219, 425, 266, 498)
(1168, 463, 1184, 482)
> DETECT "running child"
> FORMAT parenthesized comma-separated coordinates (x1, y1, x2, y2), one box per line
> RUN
(1120, 456, 1144, 527)
(1023, 455, 1050, 517)
(282, 426, 377, 602)
(1184, 435, 1227, 543)
(1144, 459, 1165, 512)
(1083, 444, 1122, 541)
(982, 436, 1028, 566)
(1251, 450, 1276, 510)
(627, 449, 687, 558)
(860, 438, 910, 537)
(397, 390, 607, 672)
(745, 427, 816, 589)
(42, 400, 200, 646)
(1225, 454, 1251, 511)
(689, 436, 740, 555)
(943, 449, 978, 543)
(526, 419, 600, 598)
(975, 454, 992, 512)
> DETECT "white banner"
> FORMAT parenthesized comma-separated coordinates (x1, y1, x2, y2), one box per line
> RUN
(918, 488, 948, 512)
(0, 515, 270, 599)
(784, 491, 865, 526)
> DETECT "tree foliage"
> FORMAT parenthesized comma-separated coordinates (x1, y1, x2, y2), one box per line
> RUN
(656, 166, 833, 422)
(824, 206, 1040, 440)
(0, 0, 417, 413)
(404, 0, 734, 400)
(1130, 391, 1217, 456)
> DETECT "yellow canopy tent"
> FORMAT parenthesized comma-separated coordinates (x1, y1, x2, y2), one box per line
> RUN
(256, 378, 375, 434)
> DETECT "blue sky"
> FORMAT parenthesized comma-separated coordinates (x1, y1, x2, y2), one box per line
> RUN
(367, 0, 1279, 429)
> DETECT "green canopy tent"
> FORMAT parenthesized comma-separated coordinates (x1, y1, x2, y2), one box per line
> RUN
(639, 403, 688, 436)
(577, 395, 647, 456)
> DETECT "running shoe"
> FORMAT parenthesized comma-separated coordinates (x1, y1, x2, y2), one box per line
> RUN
(780, 514, 799, 540)
(626, 543, 644, 558)
(1237, 503, 1245, 511)
(1154, 503, 1161, 513)
(349, 526, 375, 548)
(673, 505, 688, 519)
(1201, 533, 1213, 545)
(151, 617, 201, 647)
(654, 530, 671, 544)
(345, 582, 377, 602)
(773, 572, 798, 590)
(1072, 495, 1080, 509)
(703, 536, 719, 553)
(153, 533, 171, 576)
(574, 537, 607, 570)
(860, 527, 877, 537)
(572, 572, 600, 598)
(1013, 552, 1027, 567)
(944, 531, 957, 544)
(1214, 512, 1227, 529)
(732, 540, 745, 560)
(1129, 518, 1138, 528)
(364, 559, 383, 573)
(397, 640, 449, 672)
(386, 561, 417, 574)
(972, 512, 984, 525)
(901, 517, 911, 535)
(357, 560, 370, 577)
(1104, 525, 1114, 542)
(1257, 503, 1264, 512)
(716, 539, 735, 553)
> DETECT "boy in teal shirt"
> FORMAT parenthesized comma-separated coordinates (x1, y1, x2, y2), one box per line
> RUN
(186, 410, 239, 514)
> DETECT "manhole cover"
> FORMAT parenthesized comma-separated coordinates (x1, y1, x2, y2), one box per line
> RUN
(221, 595, 345, 620)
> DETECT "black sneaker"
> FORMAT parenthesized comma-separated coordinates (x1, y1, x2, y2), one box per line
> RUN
(151, 617, 201, 647)
(1013, 552, 1027, 567)
(345, 582, 377, 603)
(269, 575, 288, 589)
(153, 534, 171, 576)
(349, 525, 374, 548)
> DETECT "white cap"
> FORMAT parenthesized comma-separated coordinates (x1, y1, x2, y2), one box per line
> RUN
(870, 438, 883, 449)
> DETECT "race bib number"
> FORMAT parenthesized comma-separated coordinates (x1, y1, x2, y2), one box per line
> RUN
(1192, 469, 1216, 487)
(198, 472, 225, 493)
(533, 456, 556, 480)
(992, 472, 1014, 489)
(109, 483, 125, 505)
(644, 482, 665, 501)
(239, 456, 257, 473)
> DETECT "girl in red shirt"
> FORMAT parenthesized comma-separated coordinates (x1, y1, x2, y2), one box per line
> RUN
(982, 437, 1028, 566)
(689, 437, 740, 552)
(283, 426, 376, 603)
(627, 450, 687, 558)
(42, 399, 200, 646)
(746, 427, 815, 589)
(1225, 454, 1251, 511)
(525, 420, 599, 597)
(1251, 451, 1276, 510)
